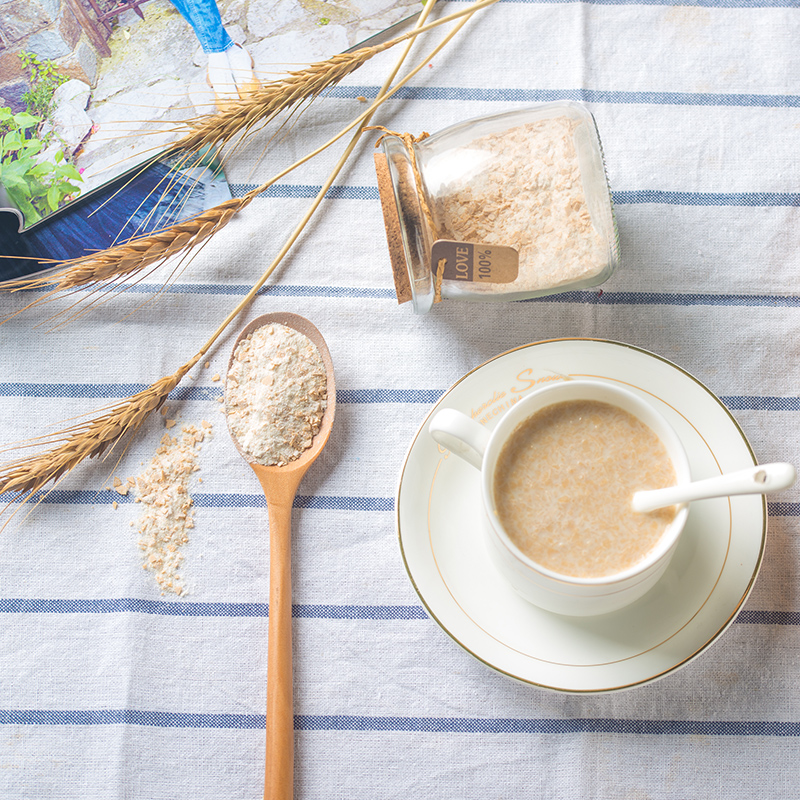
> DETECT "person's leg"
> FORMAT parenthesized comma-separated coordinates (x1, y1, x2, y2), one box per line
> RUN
(169, 0, 238, 107)
(169, 0, 232, 53)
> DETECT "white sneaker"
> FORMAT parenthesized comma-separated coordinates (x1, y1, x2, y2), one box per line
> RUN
(226, 43, 261, 98)
(206, 51, 238, 110)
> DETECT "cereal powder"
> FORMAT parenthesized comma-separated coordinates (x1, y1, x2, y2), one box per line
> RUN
(225, 323, 327, 466)
(134, 421, 212, 596)
(431, 116, 608, 293)
(493, 400, 676, 578)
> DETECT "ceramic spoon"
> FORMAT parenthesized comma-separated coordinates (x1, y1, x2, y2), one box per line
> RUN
(632, 462, 795, 513)
(226, 313, 336, 800)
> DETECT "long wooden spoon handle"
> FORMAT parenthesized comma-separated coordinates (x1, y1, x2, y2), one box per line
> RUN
(265, 499, 294, 800)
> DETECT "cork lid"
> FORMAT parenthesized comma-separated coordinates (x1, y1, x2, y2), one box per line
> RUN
(374, 152, 412, 305)
(373, 142, 435, 313)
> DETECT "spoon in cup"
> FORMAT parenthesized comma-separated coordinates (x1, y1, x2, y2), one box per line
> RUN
(225, 312, 336, 800)
(632, 462, 795, 513)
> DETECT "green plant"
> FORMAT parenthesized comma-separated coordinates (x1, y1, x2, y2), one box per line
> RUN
(0, 106, 82, 225)
(19, 52, 68, 121)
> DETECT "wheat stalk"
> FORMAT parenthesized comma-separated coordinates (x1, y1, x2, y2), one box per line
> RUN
(0, 0, 491, 503)
(0, 356, 199, 497)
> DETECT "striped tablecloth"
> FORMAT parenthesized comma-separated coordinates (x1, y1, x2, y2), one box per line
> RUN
(3, 0, 800, 797)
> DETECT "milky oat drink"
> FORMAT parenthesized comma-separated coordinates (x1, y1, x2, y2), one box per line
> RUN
(494, 400, 677, 579)
(428, 380, 691, 616)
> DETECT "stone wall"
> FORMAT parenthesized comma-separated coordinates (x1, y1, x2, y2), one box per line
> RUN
(0, 0, 100, 112)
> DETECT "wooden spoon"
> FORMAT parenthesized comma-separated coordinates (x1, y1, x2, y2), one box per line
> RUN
(225, 312, 336, 800)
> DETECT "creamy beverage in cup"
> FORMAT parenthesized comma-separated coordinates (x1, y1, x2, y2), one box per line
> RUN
(428, 380, 691, 616)
(493, 398, 678, 579)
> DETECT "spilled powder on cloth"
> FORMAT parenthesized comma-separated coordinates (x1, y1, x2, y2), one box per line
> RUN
(133, 421, 212, 596)
(225, 323, 327, 466)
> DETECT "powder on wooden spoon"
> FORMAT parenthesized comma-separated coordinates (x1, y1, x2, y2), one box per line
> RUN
(225, 323, 327, 466)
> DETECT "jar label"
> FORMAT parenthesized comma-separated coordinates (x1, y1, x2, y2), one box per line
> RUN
(430, 240, 519, 284)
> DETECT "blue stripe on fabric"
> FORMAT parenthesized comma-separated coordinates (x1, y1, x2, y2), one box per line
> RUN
(722, 396, 800, 410)
(0, 384, 444, 403)
(531, 291, 800, 307)
(0, 709, 263, 729)
(736, 610, 800, 625)
(764, 502, 800, 516)
(228, 183, 379, 200)
(4, 385, 800, 406)
(0, 599, 796, 624)
(296, 716, 800, 735)
(192, 493, 394, 511)
(614, 191, 800, 206)
(7, 489, 797, 516)
(4, 711, 800, 734)
(14, 282, 396, 299)
(2, 489, 394, 511)
(145, 283, 393, 299)
(338, 388, 446, 404)
(229, 183, 800, 208)
(0, 382, 221, 400)
(0, 598, 427, 619)
(9, 285, 800, 305)
(326, 85, 800, 108)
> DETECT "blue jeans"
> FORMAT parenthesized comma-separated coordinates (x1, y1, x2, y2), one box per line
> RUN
(169, 0, 233, 54)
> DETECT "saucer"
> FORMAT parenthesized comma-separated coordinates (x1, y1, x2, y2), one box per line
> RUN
(396, 338, 766, 693)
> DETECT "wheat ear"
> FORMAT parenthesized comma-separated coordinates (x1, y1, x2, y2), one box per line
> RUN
(9, 196, 249, 296)
(170, 0, 498, 155)
(0, 356, 200, 497)
(172, 48, 384, 155)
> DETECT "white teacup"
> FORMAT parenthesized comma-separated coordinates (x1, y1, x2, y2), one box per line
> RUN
(428, 379, 692, 616)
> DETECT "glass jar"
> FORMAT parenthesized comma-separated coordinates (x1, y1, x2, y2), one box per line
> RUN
(374, 101, 619, 314)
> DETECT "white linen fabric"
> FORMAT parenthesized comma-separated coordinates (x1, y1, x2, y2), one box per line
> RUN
(2, 1, 800, 797)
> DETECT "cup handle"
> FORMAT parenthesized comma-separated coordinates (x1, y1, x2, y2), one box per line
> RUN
(428, 408, 491, 470)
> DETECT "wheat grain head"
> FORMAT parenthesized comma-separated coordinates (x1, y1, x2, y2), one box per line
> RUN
(4, 195, 250, 297)
(0, 356, 200, 498)
(171, 43, 392, 155)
